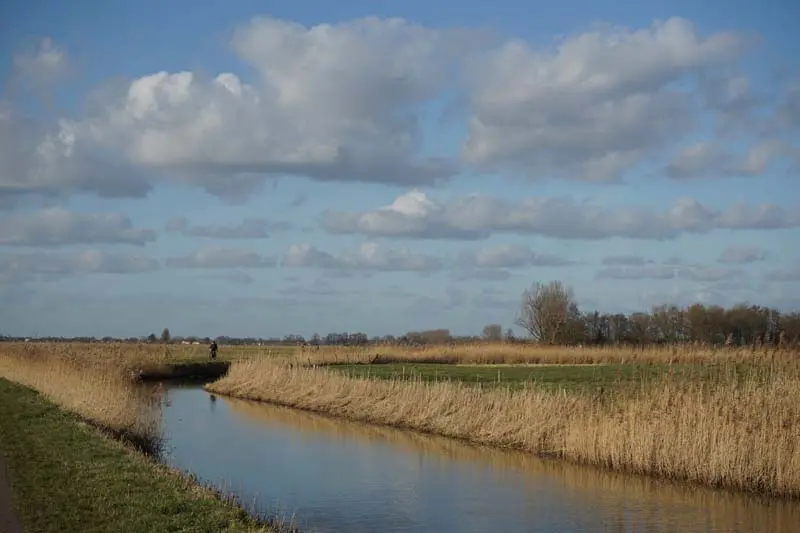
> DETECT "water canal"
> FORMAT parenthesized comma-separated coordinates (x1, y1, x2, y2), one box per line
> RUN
(156, 383, 800, 532)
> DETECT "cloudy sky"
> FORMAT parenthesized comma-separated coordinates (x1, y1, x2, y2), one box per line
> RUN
(1, 0, 798, 338)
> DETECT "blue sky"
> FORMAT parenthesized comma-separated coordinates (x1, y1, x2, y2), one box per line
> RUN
(1, 0, 798, 339)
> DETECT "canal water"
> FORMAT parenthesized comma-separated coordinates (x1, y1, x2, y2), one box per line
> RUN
(156, 383, 800, 533)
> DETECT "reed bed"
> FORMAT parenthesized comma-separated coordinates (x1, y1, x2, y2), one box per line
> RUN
(296, 342, 798, 366)
(224, 397, 800, 532)
(207, 358, 800, 498)
(0, 343, 162, 451)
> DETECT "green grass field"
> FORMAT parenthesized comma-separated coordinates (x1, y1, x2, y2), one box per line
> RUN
(327, 362, 758, 392)
(0, 379, 273, 533)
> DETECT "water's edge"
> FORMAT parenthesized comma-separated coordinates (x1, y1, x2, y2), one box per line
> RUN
(157, 383, 800, 533)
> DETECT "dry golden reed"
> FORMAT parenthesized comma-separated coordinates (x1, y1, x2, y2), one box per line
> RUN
(208, 358, 800, 497)
(0, 343, 161, 445)
(224, 396, 800, 532)
(294, 341, 798, 366)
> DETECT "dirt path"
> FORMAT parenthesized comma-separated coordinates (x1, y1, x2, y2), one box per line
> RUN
(0, 451, 23, 533)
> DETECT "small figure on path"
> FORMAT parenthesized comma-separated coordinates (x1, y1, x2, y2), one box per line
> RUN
(209, 340, 218, 360)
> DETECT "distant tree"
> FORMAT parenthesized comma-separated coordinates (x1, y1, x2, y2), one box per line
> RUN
(515, 280, 579, 344)
(482, 324, 503, 341)
(505, 328, 515, 342)
(160, 328, 171, 343)
(147, 333, 157, 343)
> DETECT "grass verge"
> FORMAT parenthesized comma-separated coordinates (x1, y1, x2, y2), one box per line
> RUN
(207, 358, 800, 498)
(326, 362, 757, 392)
(0, 379, 277, 533)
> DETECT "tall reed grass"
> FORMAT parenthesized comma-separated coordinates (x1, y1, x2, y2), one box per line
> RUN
(225, 397, 800, 532)
(0, 343, 162, 452)
(207, 358, 800, 497)
(295, 341, 798, 366)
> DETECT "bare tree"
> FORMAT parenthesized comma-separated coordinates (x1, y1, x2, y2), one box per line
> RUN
(482, 324, 503, 341)
(515, 281, 579, 344)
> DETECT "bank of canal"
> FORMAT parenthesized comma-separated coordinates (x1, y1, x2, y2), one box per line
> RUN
(157, 383, 800, 533)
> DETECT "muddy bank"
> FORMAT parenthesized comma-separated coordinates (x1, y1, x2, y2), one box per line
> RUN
(135, 361, 231, 381)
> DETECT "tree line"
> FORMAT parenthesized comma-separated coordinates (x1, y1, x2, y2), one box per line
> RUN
(3, 280, 798, 347)
(512, 280, 800, 347)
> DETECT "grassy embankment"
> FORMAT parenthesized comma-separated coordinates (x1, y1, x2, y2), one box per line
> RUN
(0, 380, 278, 533)
(207, 343, 800, 498)
(0, 343, 295, 532)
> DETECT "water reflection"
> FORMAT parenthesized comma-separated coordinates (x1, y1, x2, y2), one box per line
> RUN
(156, 384, 800, 533)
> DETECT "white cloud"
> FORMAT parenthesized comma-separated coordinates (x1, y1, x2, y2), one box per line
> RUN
(323, 190, 800, 241)
(0, 109, 150, 207)
(166, 247, 277, 269)
(282, 242, 441, 272)
(665, 140, 792, 179)
(60, 16, 481, 198)
(461, 17, 752, 182)
(1, 16, 793, 211)
(717, 245, 766, 264)
(165, 215, 290, 238)
(11, 37, 68, 87)
(0, 208, 156, 246)
(0, 250, 159, 283)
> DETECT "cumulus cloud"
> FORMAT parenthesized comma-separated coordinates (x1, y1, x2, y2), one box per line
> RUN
(323, 190, 800, 241)
(166, 247, 277, 269)
(3, 16, 794, 210)
(462, 17, 752, 182)
(0, 109, 150, 207)
(166, 215, 290, 238)
(717, 245, 767, 264)
(665, 140, 792, 179)
(0, 208, 156, 246)
(56, 16, 481, 199)
(0, 250, 159, 283)
(282, 242, 441, 272)
(3, 16, 793, 208)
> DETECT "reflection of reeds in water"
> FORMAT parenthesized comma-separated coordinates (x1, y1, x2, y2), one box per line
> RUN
(0, 343, 163, 453)
(222, 395, 800, 533)
(208, 359, 800, 500)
